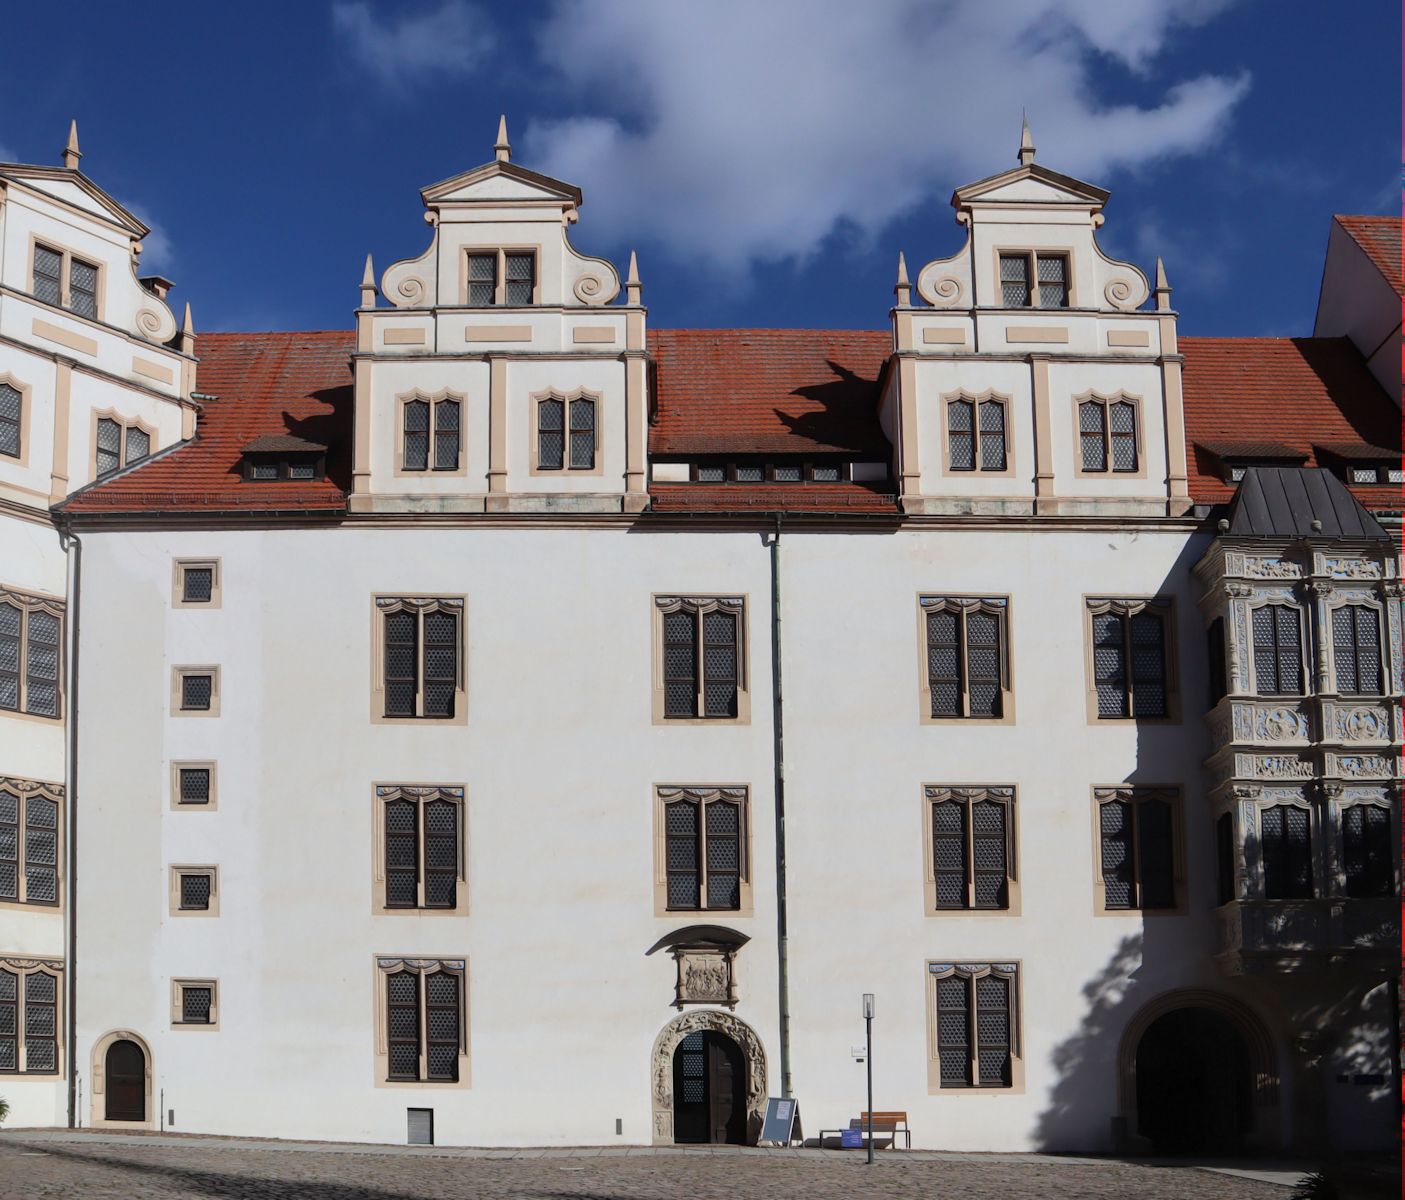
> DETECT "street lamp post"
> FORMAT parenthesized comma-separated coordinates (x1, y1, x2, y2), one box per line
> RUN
(862, 993, 875, 1165)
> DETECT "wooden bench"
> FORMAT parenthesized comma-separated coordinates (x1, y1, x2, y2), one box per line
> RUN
(818, 1111, 911, 1149)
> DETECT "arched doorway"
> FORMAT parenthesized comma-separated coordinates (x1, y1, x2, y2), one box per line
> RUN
(1136, 1008, 1253, 1152)
(651, 1010, 767, 1145)
(673, 1029, 746, 1144)
(104, 1039, 147, 1122)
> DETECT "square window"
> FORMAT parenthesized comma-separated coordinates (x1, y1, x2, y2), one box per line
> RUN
(170, 866, 218, 916)
(177, 767, 212, 806)
(172, 979, 218, 1028)
(182, 675, 211, 710)
(174, 560, 221, 608)
(172, 667, 220, 717)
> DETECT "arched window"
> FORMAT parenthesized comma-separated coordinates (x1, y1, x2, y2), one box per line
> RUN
(569, 397, 596, 469)
(1251, 604, 1303, 695)
(1332, 604, 1382, 695)
(1078, 396, 1138, 473)
(537, 394, 597, 471)
(95, 415, 150, 478)
(1261, 804, 1312, 900)
(401, 396, 462, 472)
(0, 963, 60, 1073)
(537, 397, 564, 470)
(947, 396, 1007, 472)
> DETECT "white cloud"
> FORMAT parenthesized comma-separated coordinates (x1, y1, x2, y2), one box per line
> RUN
(126, 205, 177, 275)
(527, 0, 1249, 276)
(332, 0, 494, 92)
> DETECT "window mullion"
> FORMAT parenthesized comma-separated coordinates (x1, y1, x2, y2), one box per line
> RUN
(417, 971, 428, 1081)
(965, 803, 976, 909)
(1123, 615, 1135, 717)
(496, 250, 506, 306)
(415, 610, 426, 718)
(967, 977, 980, 1085)
(417, 801, 426, 909)
(60, 254, 71, 310)
(1029, 254, 1041, 309)
(694, 610, 705, 718)
(697, 802, 708, 909)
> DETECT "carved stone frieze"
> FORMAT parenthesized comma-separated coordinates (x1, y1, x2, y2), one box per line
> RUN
(1250, 755, 1315, 781)
(1244, 558, 1302, 580)
(1320, 558, 1381, 581)
(1330, 706, 1390, 743)
(1329, 754, 1395, 781)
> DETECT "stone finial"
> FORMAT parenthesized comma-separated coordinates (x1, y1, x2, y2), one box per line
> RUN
(63, 120, 82, 171)
(360, 254, 378, 308)
(1154, 256, 1172, 311)
(626, 250, 642, 305)
(494, 114, 511, 163)
(179, 302, 195, 355)
(1018, 114, 1036, 166)
(894, 251, 911, 307)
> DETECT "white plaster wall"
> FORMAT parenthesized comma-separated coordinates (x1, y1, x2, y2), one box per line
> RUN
(66, 370, 185, 490)
(913, 358, 1034, 498)
(75, 526, 778, 1144)
(0, 343, 57, 505)
(367, 359, 491, 496)
(1047, 360, 1168, 500)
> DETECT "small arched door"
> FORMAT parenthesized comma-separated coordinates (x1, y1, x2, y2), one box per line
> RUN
(1136, 1008, 1252, 1152)
(105, 1039, 146, 1122)
(673, 1030, 746, 1144)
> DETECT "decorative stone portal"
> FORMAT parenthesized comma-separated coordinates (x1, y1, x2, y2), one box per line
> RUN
(650, 1009, 766, 1145)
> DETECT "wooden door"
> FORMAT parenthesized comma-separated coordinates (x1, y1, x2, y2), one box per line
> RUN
(707, 1032, 746, 1145)
(672, 1031, 710, 1143)
(105, 1039, 146, 1122)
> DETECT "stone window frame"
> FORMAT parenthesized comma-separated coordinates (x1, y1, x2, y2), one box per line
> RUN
(1090, 786, 1186, 916)
(652, 785, 753, 917)
(167, 865, 219, 918)
(372, 956, 471, 1089)
(0, 585, 66, 722)
(169, 761, 218, 812)
(1256, 797, 1316, 901)
(28, 235, 105, 323)
(940, 390, 1015, 478)
(0, 777, 64, 913)
(90, 408, 156, 481)
(170, 978, 219, 1030)
(1333, 792, 1398, 899)
(369, 596, 468, 726)
(1246, 599, 1308, 698)
(394, 389, 468, 477)
(921, 785, 1020, 917)
(1083, 597, 1179, 724)
(371, 785, 469, 917)
(1326, 597, 1387, 697)
(917, 595, 1015, 724)
(925, 960, 1024, 1094)
(529, 387, 604, 476)
(0, 957, 64, 1076)
(171, 558, 222, 609)
(170, 665, 220, 718)
(1072, 391, 1147, 480)
(993, 248, 1072, 310)
(460, 246, 538, 307)
(651, 595, 751, 726)
(0, 373, 33, 468)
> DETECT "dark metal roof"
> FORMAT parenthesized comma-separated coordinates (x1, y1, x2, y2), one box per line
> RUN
(644, 925, 751, 956)
(1225, 467, 1392, 540)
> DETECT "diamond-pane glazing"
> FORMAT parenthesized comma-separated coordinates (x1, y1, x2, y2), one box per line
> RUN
(181, 674, 212, 710)
(0, 384, 20, 458)
(427, 1046, 457, 1079)
(181, 987, 212, 1023)
(1100, 800, 1133, 907)
(0, 604, 18, 635)
(33, 248, 61, 305)
(26, 973, 53, 1003)
(25, 1004, 54, 1038)
(569, 431, 593, 469)
(999, 254, 1029, 307)
(978, 402, 1006, 470)
(180, 873, 211, 909)
(948, 399, 973, 431)
(25, 828, 56, 866)
(0, 1042, 14, 1071)
(126, 427, 150, 463)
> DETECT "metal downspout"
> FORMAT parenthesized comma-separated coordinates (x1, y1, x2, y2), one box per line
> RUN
(58, 518, 80, 1128)
(770, 514, 792, 1098)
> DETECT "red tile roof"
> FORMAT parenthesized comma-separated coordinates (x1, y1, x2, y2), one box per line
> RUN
(650, 483, 897, 514)
(649, 328, 892, 457)
(62, 331, 353, 514)
(1335, 215, 1404, 297)
(1181, 336, 1401, 509)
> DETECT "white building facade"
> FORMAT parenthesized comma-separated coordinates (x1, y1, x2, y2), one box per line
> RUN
(0, 120, 1399, 1154)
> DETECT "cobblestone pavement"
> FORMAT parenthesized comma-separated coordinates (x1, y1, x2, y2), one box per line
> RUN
(0, 1133, 1300, 1199)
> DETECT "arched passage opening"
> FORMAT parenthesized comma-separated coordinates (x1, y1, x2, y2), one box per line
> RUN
(651, 1010, 766, 1145)
(1118, 990, 1280, 1154)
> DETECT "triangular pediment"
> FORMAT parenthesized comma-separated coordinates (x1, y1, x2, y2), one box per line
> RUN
(953, 163, 1109, 208)
(0, 164, 149, 236)
(421, 160, 583, 207)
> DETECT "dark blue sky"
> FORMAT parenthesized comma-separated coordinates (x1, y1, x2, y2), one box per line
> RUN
(1, 2, 1397, 337)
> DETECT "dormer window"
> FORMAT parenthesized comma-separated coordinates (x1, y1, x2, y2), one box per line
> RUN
(465, 250, 536, 306)
(241, 437, 326, 482)
(998, 252, 1068, 309)
(1313, 442, 1400, 487)
(32, 243, 100, 321)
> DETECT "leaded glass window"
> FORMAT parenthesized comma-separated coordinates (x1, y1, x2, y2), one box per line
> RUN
(929, 789, 1012, 910)
(0, 969, 15, 1072)
(660, 600, 742, 720)
(181, 566, 214, 604)
(0, 790, 17, 902)
(1090, 602, 1170, 719)
(433, 399, 460, 470)
(537, 397, 564, 471)
(1261, 804, 1312, 900)
(23, 794, 57, 906)
(504, 253, 535, 305)
(772, 464, 802, 482)
(178, 767, 211, 805)
(381, 789, 462, 910)
(380, 602, 462, 720)
(96, 417, 122, 477)
(386, 971, 420, 1079)
(466, 253, 497, 306)
(179, 871, 212, 911)
(180, 673, 212, 712)
(1343, 805, 1393, 898)
(1252, 604, 1303, 695)
(401, 397, 462, 473)
(1332, 605, 1381, 696)
(124, 425, 150, 465)
(1036, 254, 1068, 308)
(999, 254, 1029, 307)
(32, 246, 61, 307)
(69, 258, 98, 320)
(383, 963, 463, 1083)
(923, 600, 1007, 719)
(947, 400, 974, 471)
(662, 790, 746, 912)
(1079, 397, 1138, 473)
(933, 965, 1018, 1089)
(424, 972, 460, 1081)
(0, 383, 20, 459)
(180, 984, 212, 1024)
(22, 972, 56, 1072)
(1098, 792, 1177, 911)
(0, 595, 64, 718)
(403, 399, 429, 471)
(568, 397, 596, 469)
